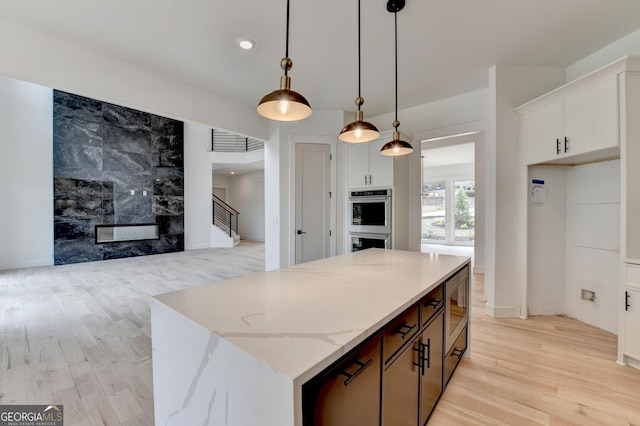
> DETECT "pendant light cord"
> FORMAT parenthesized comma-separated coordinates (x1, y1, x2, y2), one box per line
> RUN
(357, 0, 362, 110)
(394, 10, 398, 125)
(285, 0, 290, 76)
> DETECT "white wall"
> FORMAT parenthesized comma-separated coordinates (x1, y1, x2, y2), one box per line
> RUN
(0, 17, 267, 142)
(228, 171, 265, 242)
(565, 160, 620, 334)
(184, 122, 214, 250)
(567, 28, 640, 81)
(489, 65, 567, 318)
(0, 75, 53, 269)
(422, 163, 474, 181)
(527, 166, 567, 315)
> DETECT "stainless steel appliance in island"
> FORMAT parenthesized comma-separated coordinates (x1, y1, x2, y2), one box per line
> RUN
(348, 188, 392, 251)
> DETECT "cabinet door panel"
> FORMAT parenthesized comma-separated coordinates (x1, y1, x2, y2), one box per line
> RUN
(420, 312, 444, 425)
(524, 98, 564, 165)
(346, 143, 371, 189)
(368, 139, 394, 188)
(311, 337, 381, 426)
(624, 287, 640, 360)
(382, 338, 420, 426)
(564, 77, 618, 158)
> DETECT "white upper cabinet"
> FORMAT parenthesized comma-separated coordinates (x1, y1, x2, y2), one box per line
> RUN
(564, 77, 618, 158)
(519, 75, 619, 165)
(523, 98, 564, 165)
(346, 138, 393, 189)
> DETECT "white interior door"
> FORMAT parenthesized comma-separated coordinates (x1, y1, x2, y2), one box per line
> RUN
(295, 143, 331, 264)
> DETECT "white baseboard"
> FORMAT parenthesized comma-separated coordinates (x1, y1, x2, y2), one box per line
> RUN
(472, 265, 484, 275)
(484, 303, 521, 318)
(0, 257, 53, 271)
(185, 243, 211, 251)
(527, 305, 565, 317)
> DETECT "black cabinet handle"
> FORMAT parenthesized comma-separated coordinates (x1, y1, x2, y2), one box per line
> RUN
(392, 322, 417, 339)
(339, 357, 373, 386)
(297, 230, 306, 235)
(413, 343, 425, 375)
(453, 348, 465, 360)
(556, 138, 561, 154)
(564, 136, 569, 153)
(422, 338, 432, 373)
(425, 298, 442, 310)
(626, 291, 631, 311)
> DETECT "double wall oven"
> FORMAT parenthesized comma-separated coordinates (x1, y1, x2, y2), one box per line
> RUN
(348, 189, 392, 252)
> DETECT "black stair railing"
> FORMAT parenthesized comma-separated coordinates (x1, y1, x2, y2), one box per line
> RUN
(212, 195, 239, 238)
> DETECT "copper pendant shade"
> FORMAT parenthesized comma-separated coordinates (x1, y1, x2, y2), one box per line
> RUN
(338, 0, 379, 143)
(380, 0, 413, 157)
(257, 0, 312, 121)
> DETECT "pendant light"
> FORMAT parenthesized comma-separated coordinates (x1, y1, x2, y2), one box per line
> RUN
(380, 0, 414, 157)
(257, 0, 312, 121)
(338, 0, 380, 143)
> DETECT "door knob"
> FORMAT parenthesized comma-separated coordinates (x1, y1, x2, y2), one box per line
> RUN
(297, 230, 306, 235)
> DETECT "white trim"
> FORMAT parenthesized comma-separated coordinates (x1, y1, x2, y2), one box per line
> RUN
(485, 303, 521, 318)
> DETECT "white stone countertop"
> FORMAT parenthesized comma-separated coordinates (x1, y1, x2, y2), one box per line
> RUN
(153, 249, 470, 384)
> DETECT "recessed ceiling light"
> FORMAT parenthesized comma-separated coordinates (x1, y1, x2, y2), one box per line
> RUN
(230, 171, 235, 175)
(237, 37, 255, 50)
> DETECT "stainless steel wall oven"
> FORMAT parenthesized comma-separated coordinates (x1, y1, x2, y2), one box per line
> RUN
(348, 189, 392, 235)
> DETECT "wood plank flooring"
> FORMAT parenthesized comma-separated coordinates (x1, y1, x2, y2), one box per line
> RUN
(430, 273, 640, 425)
(2, 245, 640, 425)
(0, 241, 265, 425)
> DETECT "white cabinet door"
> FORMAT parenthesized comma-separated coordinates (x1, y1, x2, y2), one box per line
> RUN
(346, 143, 370, 188)
(564, 77, 618, 157)
(368, 139, 394, 188)
(346, 140, 393, 189)
(524, 98, 564, 165)
(624, 287, 640, 360)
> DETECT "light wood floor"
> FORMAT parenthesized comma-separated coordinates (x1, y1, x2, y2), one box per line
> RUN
(2, 245, 640, 425)
(431, 273, 640, 425)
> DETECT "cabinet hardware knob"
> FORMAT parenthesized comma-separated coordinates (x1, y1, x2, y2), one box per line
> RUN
(339, 357, 373, 386)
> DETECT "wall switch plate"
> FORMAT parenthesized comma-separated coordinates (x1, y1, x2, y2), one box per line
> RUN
(130, 190, 135, 195)
(143, 190, 147, 196)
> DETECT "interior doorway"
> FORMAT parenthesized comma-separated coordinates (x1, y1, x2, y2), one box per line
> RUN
(295, 143, 331, 264)
(421, 132, 481, 271)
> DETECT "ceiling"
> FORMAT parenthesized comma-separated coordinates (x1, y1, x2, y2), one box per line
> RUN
(2, 0, 640, 120)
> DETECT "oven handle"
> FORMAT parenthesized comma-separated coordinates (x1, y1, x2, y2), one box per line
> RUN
(349, 196, 390, 202)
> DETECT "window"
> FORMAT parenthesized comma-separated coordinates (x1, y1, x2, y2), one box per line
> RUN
(422, 181, 446, 241)
(422, 179, 475, 246)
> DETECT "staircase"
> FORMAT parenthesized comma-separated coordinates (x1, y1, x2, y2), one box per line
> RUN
(211, 195, 240, 248)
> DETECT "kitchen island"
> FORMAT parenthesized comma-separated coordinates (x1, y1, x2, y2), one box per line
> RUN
(151, 249, 470, 426)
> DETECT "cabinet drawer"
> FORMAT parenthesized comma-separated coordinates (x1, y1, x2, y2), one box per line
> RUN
(306, 336, 381, 426)
(444, 326, 467, 385)
(383, 304, 419, 364)
(421, 284, 444, 327)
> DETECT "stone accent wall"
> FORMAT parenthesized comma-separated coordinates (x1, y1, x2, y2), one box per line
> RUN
(53, 90, 184, 265)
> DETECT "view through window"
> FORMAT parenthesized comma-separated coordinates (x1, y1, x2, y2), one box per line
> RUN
(422, 179, 475, 245)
